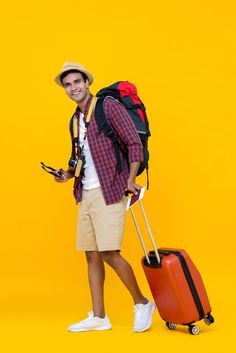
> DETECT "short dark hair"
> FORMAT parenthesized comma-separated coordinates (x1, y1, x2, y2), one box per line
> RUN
(60, 69, 88, 85)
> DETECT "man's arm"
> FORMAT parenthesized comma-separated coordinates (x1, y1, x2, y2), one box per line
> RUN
(106, 98, 143, 194)
(106, 98, 143, 162)
(127, 162, 142, 195)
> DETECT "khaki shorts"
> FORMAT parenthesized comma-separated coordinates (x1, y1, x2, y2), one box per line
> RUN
(77, 187, 127, 251)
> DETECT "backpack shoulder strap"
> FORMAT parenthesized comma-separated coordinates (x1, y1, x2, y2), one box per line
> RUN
(95, 97, 123, 173)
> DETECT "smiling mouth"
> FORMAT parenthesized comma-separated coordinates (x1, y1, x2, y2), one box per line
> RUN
(71, 91, 81, 97)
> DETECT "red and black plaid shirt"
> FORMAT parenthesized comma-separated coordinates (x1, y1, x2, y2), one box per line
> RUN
(70, 95, 143, 205)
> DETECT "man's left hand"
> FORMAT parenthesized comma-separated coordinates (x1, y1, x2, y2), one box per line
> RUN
(127, 178, 142, 195)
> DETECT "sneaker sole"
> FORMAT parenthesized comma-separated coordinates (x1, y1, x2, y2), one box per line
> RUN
(68, 325, 112, 332)
(133, 304, 156, 333)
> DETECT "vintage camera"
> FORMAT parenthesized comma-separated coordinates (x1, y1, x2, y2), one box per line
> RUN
(69, 154, 85, 177)
(69, 154, 85, 168)
(69, 157, 78, 169)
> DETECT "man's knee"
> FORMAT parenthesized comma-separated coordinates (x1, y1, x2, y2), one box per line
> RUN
(85, 251, 102, 264)
(100, 250, 120, 265)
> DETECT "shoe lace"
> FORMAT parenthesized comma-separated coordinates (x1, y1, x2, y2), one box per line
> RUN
(81, 311, 94, 323)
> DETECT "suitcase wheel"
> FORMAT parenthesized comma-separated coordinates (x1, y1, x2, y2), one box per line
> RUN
(204, 314, 214, 326)
(166, 322, 177, 330)
(188, 324, 200, 335)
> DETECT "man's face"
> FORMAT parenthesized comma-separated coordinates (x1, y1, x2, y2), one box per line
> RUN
(62, 72, 90, 104)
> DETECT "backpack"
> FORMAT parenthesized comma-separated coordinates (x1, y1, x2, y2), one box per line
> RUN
(95, 81, 151, 187)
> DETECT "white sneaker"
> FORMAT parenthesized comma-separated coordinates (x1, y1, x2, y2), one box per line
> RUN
(133, 299, 156, 332)
(68, 311, 112, 332)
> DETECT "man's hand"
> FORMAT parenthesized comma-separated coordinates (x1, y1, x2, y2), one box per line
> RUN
(54, 169, 74, 183)
(126, 181, 142, 195)
(127, 177, 142, 195)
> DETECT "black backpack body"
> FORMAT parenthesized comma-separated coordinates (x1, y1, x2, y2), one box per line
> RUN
(95, 81, 151, 186)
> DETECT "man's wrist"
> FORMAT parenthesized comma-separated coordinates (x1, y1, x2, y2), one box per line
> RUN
(65, 167, 75, 179)
(128, 161, 140, 181)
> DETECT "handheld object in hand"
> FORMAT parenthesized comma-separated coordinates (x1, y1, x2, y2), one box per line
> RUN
(41, 162, 63, 177)
(126, 187, 145, 210)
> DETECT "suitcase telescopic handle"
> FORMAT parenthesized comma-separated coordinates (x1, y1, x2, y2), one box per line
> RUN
(130, 200, 161, 265)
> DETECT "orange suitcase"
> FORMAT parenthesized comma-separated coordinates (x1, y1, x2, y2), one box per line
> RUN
(129, 199, 214, 335)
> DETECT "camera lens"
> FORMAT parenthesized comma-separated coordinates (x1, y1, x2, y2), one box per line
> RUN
(69, 158, 78, 168)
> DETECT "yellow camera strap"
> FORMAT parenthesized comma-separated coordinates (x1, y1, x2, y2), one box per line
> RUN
(73, 96, 97, 158)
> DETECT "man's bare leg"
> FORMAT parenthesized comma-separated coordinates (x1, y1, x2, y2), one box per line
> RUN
(85, 251, 105, 317)
(101, 250, 148, 304)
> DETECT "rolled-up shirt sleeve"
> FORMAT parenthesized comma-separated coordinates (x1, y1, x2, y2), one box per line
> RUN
(105, 97, 143, 163)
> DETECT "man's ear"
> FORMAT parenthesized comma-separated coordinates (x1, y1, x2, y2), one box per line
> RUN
(86, 79, 89, 88)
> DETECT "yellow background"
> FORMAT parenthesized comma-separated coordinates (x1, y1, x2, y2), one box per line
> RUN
(1, 1, 235, 352)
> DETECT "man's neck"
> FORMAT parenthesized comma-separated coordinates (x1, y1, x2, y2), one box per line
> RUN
(77, 92, 91, 113)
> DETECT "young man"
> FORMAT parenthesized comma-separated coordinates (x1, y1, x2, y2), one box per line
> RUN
(54, 62, 155, 332)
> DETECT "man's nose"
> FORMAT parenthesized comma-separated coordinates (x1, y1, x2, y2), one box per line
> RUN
(71, 83, 76, 91)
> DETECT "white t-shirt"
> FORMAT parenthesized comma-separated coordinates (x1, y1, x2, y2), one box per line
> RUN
(79, 113, 100, 190)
